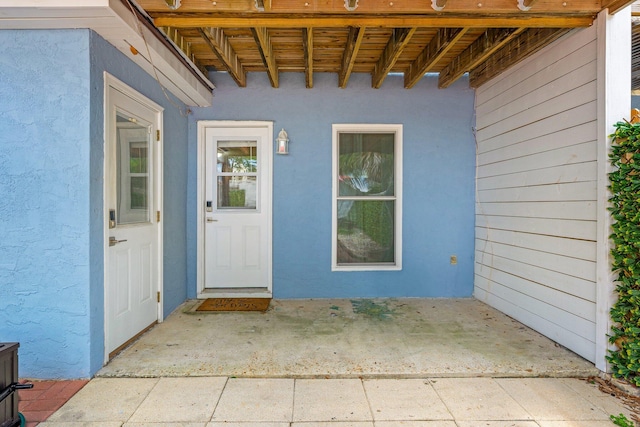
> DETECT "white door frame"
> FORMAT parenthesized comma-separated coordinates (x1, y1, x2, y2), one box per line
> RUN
(103, 73, 164, 363)
(196, 120, 273, 298)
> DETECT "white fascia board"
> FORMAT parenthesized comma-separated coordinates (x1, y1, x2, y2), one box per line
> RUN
(0, 0, 213, 107)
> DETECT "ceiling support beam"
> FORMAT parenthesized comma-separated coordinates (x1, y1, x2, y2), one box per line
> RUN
(198, 27, 246, 87)
(438, 27, 524, 88)
(154, 15, 595, 29)
(252, 27, 279, 88)
(372, 27, 417, 88)
(404, 27, 468, 88)
(339, 26, 366, 88)
(469, 27, 569, 88)
(602, 0, 635, 14)
(160, 26, 208, 75)
(254, 0, 271, 11)
(302, 27, 313, 88)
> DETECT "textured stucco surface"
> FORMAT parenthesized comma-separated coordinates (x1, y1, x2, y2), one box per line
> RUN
(188, 72, 477, 298)
(0, 29, 192, 379)
(0, 29, 93, 378)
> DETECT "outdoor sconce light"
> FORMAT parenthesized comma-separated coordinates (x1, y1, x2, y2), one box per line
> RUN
(276, 128, 289, 155)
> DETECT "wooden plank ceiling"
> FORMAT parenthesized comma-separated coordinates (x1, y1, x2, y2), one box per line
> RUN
(136, 0, 629, 89)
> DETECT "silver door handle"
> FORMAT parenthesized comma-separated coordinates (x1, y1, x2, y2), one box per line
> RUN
(109, 236, 128, 247)
(206, 218, 218, 222)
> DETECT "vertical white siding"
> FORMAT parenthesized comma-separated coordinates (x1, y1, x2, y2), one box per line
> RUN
(474, 24, 598, 362)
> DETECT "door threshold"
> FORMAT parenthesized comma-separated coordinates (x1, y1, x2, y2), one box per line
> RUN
(198, 288, 272, 299)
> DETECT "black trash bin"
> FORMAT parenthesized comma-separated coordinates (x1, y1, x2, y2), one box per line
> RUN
(0, 343, 31, 427)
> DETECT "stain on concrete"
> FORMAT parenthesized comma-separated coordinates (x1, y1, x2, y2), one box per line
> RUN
(350, 299, 396, 320)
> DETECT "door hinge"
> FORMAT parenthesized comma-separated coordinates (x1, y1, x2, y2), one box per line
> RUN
(157, 291, 161, 303)
(156, 211, 161, 222)
(156, 130, 160, 141)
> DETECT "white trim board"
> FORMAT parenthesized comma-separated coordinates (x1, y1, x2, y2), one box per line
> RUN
(0, 0, 213, 107)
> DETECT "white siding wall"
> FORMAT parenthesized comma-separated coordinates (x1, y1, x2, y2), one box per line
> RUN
(474, 24, 599, 362)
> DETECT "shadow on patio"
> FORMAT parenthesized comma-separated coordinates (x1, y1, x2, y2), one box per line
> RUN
(98, 298, 598, 379)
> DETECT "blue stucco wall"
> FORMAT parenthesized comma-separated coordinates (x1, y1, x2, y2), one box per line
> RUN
(0, 29, 191, 378)
(189, 72, 476, 298)
(0, 30, 93, 378)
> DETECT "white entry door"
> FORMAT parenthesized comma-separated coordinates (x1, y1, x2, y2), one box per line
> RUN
(105, 77, 163, 360)
(199, 122, 272, 294)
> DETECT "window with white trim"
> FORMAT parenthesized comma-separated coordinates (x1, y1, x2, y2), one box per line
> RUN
(332, 124, 402, 271)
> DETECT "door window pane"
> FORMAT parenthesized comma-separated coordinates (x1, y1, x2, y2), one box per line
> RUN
(116, 111, 151, 225)
(217, 141, 257, 173)
(216, 140, 258, 210)
(217, 176, 257, 209)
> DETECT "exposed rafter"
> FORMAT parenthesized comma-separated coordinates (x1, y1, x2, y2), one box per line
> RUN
(198, 27, 246, 87)
(252, 27, 279, 88)
(438, 27, 524, 88)
(404, 27, 468, 88)
(302, 27, 313, 88)
(136, 0, 608, 91)
(469, 27, 570, 88)
(602, 0, 636, 13)
(372, 27, 417, 88)
(153, 15, 595, 29)
(160, 26, 208, 75)
(339, 26, 366, 89)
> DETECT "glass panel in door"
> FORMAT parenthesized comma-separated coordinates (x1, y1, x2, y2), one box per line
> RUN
(216, 140, 258, 209)
(116, 110, 152, 225)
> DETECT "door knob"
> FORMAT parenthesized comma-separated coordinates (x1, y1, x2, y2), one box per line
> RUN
(109, 236, 128, 247)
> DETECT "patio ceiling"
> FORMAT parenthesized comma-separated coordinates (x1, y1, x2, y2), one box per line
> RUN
(136, 0, 630, 89)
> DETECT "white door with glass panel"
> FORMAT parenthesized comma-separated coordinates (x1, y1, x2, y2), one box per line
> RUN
(105, 82, 162, 359)
(201, 123, 272, 292)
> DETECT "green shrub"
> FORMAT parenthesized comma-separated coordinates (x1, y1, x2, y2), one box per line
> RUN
(607, 120, 640, 387)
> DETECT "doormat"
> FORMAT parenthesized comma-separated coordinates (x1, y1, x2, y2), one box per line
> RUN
(195, 298, 271, 312)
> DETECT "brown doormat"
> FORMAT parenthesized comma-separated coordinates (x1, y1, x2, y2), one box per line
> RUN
(196, 298, 271, 312)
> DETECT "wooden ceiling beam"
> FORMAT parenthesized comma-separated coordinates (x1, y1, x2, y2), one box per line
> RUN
(252, 27, 279, 88)
(302, 27, 313, 88)
(372, 27, 417, 88)
(404, 27, 468, 88)
(198, 27, 247, 87)
(469, 27, 569, 88)
(602, 0, 635, 14)
(161, 27, 210, 76)
(438, 27, 524, 88)
(339, 26, 366, 88)
(254, 0, 271, 11)
(153, 14, 596, 29)
(140, 0, 599, 13)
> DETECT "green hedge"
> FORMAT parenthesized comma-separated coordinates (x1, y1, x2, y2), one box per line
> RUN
(607, 120, 640, 387)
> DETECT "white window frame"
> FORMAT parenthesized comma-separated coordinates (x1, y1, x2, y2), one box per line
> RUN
(332, 124, 403, 271)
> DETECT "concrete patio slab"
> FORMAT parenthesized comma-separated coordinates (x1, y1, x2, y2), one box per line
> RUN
(362, 379, 452, 421)
(430, 377, 532, 421)
(496, 378, 612, 421)
(210, 378, 294, 422)
(97, 299, 598, 379)
(44, 378, 159, 422)
(293, 379, 371, 422)
(127, 377, 227, 423)
(36, 377, 636, 427)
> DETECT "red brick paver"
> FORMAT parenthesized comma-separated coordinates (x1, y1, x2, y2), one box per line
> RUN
(18, 380, 88, 426)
